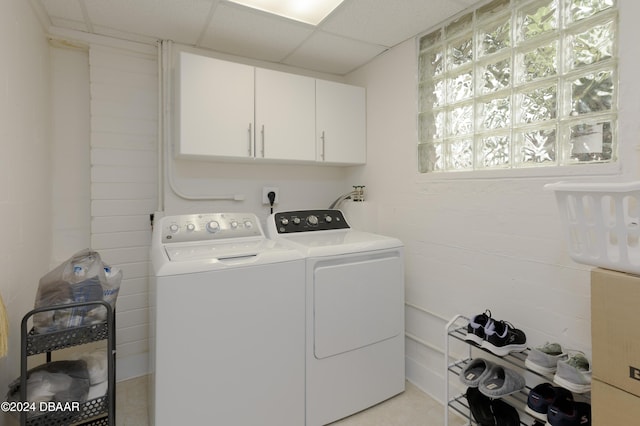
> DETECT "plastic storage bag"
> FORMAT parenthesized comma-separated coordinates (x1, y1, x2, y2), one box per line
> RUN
(33, 249, 122, 333)
(73, 348, 109, 399)
(74, 348, 108, 385)
(6, 360, 90, 405)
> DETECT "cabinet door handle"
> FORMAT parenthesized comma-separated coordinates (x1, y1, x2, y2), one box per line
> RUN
(321, 131, 326, 160)
(261, 125, 265, 157)
(248, 123, 253, 157)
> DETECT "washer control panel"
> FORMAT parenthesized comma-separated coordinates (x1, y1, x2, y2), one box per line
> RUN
(160, 213, 262, 243)
(273, 210, 350, 234)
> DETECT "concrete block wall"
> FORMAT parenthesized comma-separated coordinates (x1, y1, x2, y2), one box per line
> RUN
(346, 0, 640, 402)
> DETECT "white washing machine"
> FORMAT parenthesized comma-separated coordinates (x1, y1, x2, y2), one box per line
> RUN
(266, 209, 405, 426)
(150, 213, 305, 426)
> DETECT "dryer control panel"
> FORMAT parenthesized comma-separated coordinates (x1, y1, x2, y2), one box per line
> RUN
(273, 210, 350, 234)
(160, 213, 262, 243)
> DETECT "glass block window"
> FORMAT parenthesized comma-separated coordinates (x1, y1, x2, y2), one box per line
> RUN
(417, 0, 617, 173)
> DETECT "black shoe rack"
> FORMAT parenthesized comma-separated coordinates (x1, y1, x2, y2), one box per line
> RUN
(18, 301, 116, 426)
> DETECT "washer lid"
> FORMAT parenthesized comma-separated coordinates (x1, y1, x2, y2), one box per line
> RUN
(165, 238, 266, 262)
(152, 239, 303, 276)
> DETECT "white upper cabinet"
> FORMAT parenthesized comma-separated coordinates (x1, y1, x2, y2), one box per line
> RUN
(316, 80, 366, 165)
(255, 68, 316, 162)
(175, 52, 366, 165)
(176, 52, 254, 159)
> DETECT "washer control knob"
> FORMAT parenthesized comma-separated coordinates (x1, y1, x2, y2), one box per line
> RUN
(186, 223, 195, 231)
(307, 215, 319, 226)
(206, 221, 220, 233)
(169, 224, 179, 233)
(280, 217, 289, 226)
(292, 217, 301, 225)
(324, 215, 332, 223)
(230, 221, 239, 229)
(244, 220, 253, 229)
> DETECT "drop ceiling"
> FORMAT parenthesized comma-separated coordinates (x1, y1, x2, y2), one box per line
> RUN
(32, 0, 481, 76)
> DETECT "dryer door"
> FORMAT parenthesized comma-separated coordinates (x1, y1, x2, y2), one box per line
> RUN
(312, 249, 404, 359)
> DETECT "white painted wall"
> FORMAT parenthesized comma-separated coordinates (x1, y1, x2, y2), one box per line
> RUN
(165, 160, 351, 223)
(89, 43, 159, 380)
(346, 0, 640, 403)
(0, 0, 52, 423)
(51, 45, 91, 262)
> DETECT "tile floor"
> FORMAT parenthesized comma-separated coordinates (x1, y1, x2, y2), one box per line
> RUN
(115, 376, 150, 425)
(330, 382, 466, 426)
(116, 376, 466, 426)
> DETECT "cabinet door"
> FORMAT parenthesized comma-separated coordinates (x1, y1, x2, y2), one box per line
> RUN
(177, 52, 254, 159)
(255, 68, 316, 162)
(316, 80, 366, 165)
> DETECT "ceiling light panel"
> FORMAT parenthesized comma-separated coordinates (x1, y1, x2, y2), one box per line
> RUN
(201, 2, 314, 62)
(227, 0, 344, 25)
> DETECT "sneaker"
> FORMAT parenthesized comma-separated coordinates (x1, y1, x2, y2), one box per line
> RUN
(525, 342, 568, 375)
(553, 353, 592, 394)
(465, 310, 493, 346)
(478, 364, 526, 398)
(459, 358, 494, 387)
(465, 387, 494, 426)
(546, 387, 591, 426)
(483, 320, 527, 356)
(525, 382, 558, 421)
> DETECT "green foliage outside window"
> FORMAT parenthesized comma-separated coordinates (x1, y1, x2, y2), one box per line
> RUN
(417, 0, 617, 172)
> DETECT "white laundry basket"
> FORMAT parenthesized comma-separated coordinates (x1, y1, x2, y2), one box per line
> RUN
(545, 181, 640, 274)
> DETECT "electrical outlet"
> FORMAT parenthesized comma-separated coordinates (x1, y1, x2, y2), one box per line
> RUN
(262, 187, 279, 205)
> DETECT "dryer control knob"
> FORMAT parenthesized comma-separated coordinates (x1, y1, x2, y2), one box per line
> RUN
(206, 221, 220, 233)
(307, 215, 319, 226)
(186, 223, 195, 231)
(292, 217, 301, 225)
(280, 218, 289, 226)
(244, 220, 253, 229)
(169, 224, 179, 233)
(324, 215, 332, 223)
(230, 221, 239, 229)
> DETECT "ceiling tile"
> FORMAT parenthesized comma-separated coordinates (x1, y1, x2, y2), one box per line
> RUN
(83, 0, 217, 45)
(40, 0, 85, 22)
(200, 2, 314, 63)
(283, 31, 386, 75)
(321, 0, 480, 47)
(38, 0, 487, 76)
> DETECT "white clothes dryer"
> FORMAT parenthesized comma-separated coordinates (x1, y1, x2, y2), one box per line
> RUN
(266, 209, 405, 426)
(150, 213, 305, 426)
